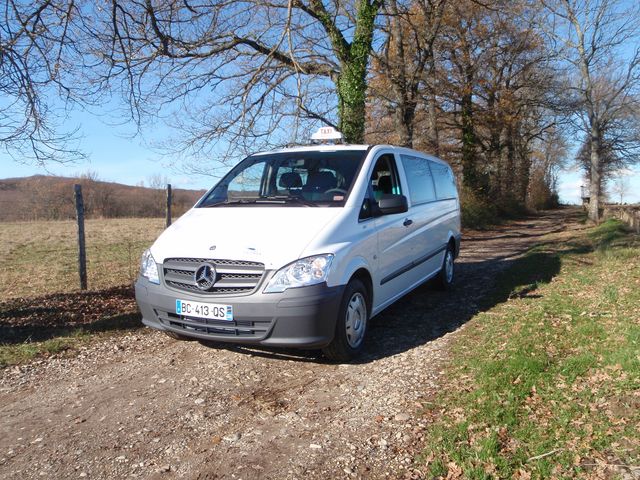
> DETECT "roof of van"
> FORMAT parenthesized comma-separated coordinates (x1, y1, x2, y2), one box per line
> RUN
(252, 144, 449, 164)
(252, 144, 370, 156)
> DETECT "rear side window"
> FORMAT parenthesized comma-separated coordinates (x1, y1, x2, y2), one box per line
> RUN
(400, 155, 436, 205)
(429, 161, 458, 200)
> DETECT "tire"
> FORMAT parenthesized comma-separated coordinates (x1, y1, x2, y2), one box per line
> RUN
(322, 279, 369, 362)
(435, 243, 455, 290)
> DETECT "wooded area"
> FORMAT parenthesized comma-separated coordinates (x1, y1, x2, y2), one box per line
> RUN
(2, 0, 639, 222)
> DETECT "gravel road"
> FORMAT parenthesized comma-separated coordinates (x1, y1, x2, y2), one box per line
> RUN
(0, 209, 580, 479)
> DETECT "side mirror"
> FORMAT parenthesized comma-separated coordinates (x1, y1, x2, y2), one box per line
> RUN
(377, 194, 409, 215)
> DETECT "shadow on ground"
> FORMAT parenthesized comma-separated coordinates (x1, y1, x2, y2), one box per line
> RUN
(200, 227, 568, 364)
(0, 286, 140, 344)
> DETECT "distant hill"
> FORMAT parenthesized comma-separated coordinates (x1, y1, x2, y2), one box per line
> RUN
(0, 175, 207, 222)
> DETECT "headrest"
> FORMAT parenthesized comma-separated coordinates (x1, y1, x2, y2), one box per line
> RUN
(377, 175, 392, 194)
(305, 171, 337, 190)
(279, 172, 303, 189)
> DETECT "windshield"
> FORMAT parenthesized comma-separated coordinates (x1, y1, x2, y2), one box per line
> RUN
(198, 150, 367, 208)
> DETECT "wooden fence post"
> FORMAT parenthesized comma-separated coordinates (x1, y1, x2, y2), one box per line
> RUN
(166, 183, 172, 227)
(74, 184, 88, 290)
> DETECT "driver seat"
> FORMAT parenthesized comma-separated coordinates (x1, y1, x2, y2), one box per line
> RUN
(302, 171, 337, 200)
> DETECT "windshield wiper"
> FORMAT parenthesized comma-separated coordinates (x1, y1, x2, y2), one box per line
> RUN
(258, 195, 316, 207)
(201, 199, 258, 207)
(202, 197, 317, 207)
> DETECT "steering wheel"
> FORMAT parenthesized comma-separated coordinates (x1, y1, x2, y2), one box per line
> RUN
(325, 188, 348, 196)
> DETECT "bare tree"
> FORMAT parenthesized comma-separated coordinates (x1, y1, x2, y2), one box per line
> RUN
(575, 103, 640, 189)
(610, 170, 631, 204)
(69, 0, 382, 173)
(541, 0, 640, 222)
(1, 0, 85, 165)
(527, 125, 567, 208)
(147, 174, 169, 191)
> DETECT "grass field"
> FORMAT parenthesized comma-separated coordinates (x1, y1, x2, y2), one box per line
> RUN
(419, 219, 640, 478)
(0, 218, 165, 299)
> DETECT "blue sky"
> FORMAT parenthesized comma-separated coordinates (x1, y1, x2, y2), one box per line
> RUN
(1, 107, 205, 190)
(2, 106, 639, 204)
(558, 167, 640, 205)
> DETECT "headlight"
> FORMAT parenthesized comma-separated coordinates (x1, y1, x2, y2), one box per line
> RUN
(264, 254, 334, 293)
(140, 249, 160, 284)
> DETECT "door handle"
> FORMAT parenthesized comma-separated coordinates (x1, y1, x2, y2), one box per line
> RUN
(403, 218, 413, 227)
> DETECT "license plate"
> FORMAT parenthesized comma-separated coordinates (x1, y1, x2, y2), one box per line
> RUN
(175, 300, 233, 321)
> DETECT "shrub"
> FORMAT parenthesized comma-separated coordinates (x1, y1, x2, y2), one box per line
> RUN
(460, 188, 500, 229)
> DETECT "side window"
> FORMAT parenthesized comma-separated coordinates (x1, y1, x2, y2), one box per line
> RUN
(370, 154, 402, 202)
(227, 162, 265, 199)
(400, 155, 436, 205)
(429, 161, 458, 200)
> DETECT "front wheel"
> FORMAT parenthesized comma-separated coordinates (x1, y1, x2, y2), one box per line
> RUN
(322, 279, 369, 362)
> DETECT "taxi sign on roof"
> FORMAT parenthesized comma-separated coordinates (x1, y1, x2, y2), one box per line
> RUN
(311, 126, 343, 142)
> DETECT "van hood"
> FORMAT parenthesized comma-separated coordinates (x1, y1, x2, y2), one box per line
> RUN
(150, 206, 342, 270)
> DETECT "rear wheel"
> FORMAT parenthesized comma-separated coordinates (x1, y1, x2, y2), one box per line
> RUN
(322, 279, 369, 362)
(435, 244, 455, 290)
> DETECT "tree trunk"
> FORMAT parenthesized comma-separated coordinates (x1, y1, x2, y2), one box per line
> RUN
(460, 90, 479, 192)
(504, 129, 517, 202)
(517, 140, 531, 205)
(497, 126, 511, 200)
(397, 103, 416, 148)
(337, 65, 368, 143)
(588, 121, 602, 223)
(425, 49, 439, 155)
(387, 0, 413, 148)
(336, 0, 380, 143)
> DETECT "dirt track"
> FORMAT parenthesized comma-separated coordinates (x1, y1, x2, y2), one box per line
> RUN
(0, 208, 582, 479)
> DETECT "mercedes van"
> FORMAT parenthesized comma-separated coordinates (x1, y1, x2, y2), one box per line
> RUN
(135, 128, 461, 360)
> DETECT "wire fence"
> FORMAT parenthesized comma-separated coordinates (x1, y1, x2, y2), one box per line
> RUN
(0, 217, 166, 300)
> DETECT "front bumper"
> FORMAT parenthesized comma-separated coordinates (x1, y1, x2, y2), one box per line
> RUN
(135, 277, 344, 348)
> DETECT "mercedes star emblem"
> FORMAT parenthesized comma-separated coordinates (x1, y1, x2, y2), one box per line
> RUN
(194, 262, 217, 291)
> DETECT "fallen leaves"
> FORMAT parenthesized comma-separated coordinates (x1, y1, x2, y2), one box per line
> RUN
(0, 285, 138, 343)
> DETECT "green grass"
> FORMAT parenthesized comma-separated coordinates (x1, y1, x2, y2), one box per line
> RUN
(0, 218, 165, 299)
(0, 334, 83, 368)
(419, 219, 640, 478)
(0, 313, 143, 368)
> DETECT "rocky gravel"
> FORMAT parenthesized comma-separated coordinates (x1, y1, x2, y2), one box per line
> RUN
(0, 209, 581, 479)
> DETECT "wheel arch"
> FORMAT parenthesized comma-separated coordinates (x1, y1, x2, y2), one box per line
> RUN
(342, 266, 373, 316)
(447, 230, 461, 258)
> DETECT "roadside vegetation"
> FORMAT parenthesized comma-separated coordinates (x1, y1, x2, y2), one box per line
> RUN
(0, 321, 143, 369)
(459, 189, 540, 230)
(419, 219, 640, 478)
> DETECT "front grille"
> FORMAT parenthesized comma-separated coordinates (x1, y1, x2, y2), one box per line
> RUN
(163, 258, 265, 295)
(156, 310, 272, 339)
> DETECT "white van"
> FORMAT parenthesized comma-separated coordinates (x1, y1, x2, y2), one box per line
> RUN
(135, 129, 461, 360)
